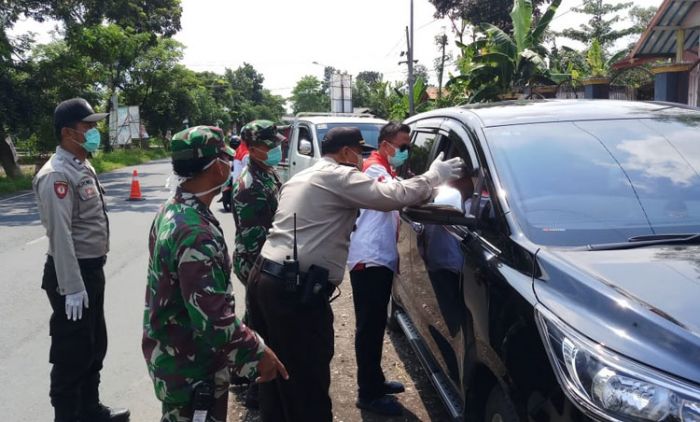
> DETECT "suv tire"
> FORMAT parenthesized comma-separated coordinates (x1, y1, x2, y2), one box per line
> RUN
(484, 384, 519, 422)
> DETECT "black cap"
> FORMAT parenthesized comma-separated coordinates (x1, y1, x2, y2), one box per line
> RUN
(54, 98, 108, 132)
(321, 127, 375, 153)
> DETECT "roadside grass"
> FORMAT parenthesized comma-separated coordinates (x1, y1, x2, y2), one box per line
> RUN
(90, 148, 169, 173)
(0, 172, 33, 195)
(0, 147, 170, 196)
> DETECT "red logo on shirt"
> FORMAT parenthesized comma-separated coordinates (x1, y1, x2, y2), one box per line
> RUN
(54, 181, 68, 199)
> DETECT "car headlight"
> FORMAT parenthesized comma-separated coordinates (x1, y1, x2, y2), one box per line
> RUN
(535, 306, 700, 422)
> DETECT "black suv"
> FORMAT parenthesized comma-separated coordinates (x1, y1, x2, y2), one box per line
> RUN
(391, 100, 700, 422)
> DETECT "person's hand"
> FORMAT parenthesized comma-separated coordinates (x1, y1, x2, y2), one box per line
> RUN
(255, 346, 289, 383)
(427, 152, 465, 184)
(65, 290, 89, 321)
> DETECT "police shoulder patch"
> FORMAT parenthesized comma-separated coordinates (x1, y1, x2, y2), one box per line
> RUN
(54, 181, 68, 199)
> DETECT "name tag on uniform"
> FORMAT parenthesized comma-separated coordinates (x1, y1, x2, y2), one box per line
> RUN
(78, 178, 98, 201)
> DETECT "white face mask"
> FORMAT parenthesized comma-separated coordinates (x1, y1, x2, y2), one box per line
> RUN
(191, 158, 231, 197)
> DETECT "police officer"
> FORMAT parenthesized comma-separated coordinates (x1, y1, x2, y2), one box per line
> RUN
(33, 98, 130, 422)
(246, 126, 464, 421)
(142, 126, 287, 422)
(230, 120, 284, 408)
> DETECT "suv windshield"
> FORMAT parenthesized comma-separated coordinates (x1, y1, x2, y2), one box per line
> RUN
(315, 123, 384, 148)
(486, 117, 700, 247)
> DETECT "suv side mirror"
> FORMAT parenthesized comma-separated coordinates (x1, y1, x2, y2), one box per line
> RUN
(403, 203, 477, 228)
(299, 139, 313, 156)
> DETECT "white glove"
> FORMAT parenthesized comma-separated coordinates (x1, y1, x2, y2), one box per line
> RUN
(65, 290, 89, 321)
(426, 152, 465, 184)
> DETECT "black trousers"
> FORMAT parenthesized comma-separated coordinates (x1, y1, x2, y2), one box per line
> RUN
(349, 266, 394, 400)
(42, 255, 108, 421)
(247, 265, 334, 422)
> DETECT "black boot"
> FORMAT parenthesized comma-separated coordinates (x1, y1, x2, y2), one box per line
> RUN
(79, 403, 130, 422)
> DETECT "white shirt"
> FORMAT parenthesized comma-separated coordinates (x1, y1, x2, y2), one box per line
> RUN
(347, 163, 400, 273)
(231, 154, 249, 183)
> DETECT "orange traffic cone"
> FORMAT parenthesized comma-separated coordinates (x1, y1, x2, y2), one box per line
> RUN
(127, 169, 145, 201)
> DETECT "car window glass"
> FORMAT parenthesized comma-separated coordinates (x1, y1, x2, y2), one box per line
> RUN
(485, 119, 700, 246)
(297, 125, 312, 155)
(315, 123, 384, 149)
(404, 131, 438, 177)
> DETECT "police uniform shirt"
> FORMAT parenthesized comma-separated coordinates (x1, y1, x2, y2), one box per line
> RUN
(33, 146, 110, 295)
(260, 157, 440, 284)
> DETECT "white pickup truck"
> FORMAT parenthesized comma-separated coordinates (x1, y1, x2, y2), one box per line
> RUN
(279, 113, 388, 181)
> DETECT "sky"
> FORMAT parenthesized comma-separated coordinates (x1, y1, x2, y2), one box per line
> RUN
(12, 0, 661, 100)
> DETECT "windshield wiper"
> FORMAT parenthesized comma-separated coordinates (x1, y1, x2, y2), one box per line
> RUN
(587, 233, 700, 251)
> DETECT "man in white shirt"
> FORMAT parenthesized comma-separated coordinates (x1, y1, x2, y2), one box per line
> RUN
(346, 123, 412, 416)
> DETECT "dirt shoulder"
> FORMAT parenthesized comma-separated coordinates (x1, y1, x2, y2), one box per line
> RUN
(228, 282, 450, 421)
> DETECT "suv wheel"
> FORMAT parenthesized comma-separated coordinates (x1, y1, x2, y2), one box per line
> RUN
(484, 384, 519, 422)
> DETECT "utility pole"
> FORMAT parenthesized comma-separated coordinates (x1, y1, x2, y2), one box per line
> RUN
(438, 32, 447, 100)
(408, 0, 415, 115)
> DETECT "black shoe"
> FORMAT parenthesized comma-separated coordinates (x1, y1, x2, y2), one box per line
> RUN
(244, 382, 259, 409)
(383, 380, 405, 395)
(356, 395, 403, 416)
(79, 403, 130, 422)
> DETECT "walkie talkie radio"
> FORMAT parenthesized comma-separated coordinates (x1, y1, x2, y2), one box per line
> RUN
(282, 213, 300, 292)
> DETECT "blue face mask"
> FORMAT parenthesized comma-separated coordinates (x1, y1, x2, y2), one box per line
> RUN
(82, 128, 101, 153)
(263, 145, 282, 167)
(388, 143, 409, 168)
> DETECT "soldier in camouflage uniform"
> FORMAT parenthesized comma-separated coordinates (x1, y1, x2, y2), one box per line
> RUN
(142, 126, 288, 422)
(232, 120, 284, 286)
(230, 120, 284, 409)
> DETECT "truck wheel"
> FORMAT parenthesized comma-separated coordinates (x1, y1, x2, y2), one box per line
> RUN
(387, 297, 401, 333)
(484, 384, 519, 422)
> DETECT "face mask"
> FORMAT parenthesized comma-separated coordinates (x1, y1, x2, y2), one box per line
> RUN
(352, 150, 363, 171)
(193, 158, 231, 197)
(70, 128, 101, 153)
(257, 145, 282, 167)
(387, 143, 409, 168)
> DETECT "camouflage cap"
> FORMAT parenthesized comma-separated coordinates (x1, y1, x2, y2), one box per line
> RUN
(171, 126, 234, 162)
(240, 120, 285, 149)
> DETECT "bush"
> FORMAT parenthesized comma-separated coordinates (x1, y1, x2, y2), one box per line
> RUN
(0, 172, 33, 195)
(90, 148, 169, 173)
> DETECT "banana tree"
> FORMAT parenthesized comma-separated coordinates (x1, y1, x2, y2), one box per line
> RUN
(448, 0, 563, 103)
(586, 38, 627, 79)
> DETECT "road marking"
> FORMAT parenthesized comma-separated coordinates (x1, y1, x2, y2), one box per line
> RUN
(0, 191, 33, 203)
(26, 235, 47, 246)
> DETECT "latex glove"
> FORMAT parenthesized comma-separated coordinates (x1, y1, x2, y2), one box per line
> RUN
(65, 290, 89, 321)
(427, 152, 465, 184)
(256, 346, 289, 383)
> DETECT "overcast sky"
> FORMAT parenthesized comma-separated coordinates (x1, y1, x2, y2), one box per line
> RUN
(13, 0, 661, 100)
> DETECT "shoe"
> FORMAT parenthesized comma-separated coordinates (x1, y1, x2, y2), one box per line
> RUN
(383, 380, 405, 395)
(79, 403, 130, 422)
(230, 374, 251, 386)
(356, 395, 403, 416)
(244, 382, 259, 409)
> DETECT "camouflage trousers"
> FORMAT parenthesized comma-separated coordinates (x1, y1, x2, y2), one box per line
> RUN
(161, 367, 230, 422)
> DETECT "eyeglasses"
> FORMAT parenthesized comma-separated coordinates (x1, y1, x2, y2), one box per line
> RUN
(386, 141, 410, 152)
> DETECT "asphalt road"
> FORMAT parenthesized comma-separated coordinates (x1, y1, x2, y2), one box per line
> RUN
(0, 159, 243, 421)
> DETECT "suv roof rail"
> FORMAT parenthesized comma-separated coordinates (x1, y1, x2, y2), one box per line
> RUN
(295, 112, 376, 118)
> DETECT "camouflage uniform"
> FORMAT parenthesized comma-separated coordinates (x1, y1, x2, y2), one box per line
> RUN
(232, 120, 284, 285)
(143, 126, 265, 422)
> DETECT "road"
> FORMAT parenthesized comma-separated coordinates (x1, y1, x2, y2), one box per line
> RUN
(0, 159, 244, 421)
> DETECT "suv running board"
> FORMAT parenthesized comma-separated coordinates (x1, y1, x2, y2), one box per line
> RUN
(395, 309, 464, 421)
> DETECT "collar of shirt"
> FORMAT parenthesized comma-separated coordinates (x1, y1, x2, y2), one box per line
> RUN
(174, 186, 220, 228)
(363, 151, 396, 177)
(248, 158, 281, 186)
(56, 146, 85, 169)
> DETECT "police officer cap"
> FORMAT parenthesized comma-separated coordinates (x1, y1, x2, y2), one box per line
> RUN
(171, 126, 234, 162)
(240, 120, 285, 149)
(54, 98, 108, 132)
(322, 127, 375, 153)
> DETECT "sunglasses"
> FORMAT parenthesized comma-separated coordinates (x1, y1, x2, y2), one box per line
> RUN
(386, 141, 411, 152)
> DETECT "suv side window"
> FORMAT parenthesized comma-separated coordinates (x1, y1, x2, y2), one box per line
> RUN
(297, 124, 312, 156)
(403, 131, 439, 178)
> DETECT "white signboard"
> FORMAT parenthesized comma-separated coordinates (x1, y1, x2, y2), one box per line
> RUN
(109, 106, 141, 146)
(330, 73, 353, 113)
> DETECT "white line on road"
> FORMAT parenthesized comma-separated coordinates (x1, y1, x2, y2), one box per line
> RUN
(0, 191, 33, 203)
(26, 235, 47, 246)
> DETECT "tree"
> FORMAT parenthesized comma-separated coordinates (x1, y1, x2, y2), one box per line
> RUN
(353, 71, 393, 118)
(356, 71, 383, 86)
(559, 0, 635, 51)
(629, 5, 657, 34)
(321, 66, 337, 96)
(290, 76, 329, 114)
(447, 0, 563, 102)
(429, 0, 549, 35)
(412, 64, 430, 85)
